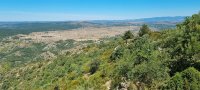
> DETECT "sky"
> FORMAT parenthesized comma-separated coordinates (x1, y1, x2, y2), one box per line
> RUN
(0, 0, 200, 21)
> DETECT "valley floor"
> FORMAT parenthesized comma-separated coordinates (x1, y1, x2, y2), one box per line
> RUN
(17, 26, 139, 43)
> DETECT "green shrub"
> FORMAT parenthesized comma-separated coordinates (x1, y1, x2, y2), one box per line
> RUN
(162, 67, 200, 90)
(110, 47, 124, 62)
(89, 60, 100, 74)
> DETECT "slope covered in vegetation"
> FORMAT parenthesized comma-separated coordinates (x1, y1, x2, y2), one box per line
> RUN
(1, 12, 200, 90)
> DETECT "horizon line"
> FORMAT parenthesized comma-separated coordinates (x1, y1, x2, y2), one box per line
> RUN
(0, 16, 187, 22)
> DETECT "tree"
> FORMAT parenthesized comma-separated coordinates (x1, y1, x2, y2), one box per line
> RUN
(123, 30, 134, 40)
(161, 13, 200, 76)
(123, 30, 134, 44)
(139, 24, 151, 37)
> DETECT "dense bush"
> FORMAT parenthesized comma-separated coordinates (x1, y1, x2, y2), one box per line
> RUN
(162, 67, 200, 90)
(110, 46, 124, 62)
(89, 60, 100, 74)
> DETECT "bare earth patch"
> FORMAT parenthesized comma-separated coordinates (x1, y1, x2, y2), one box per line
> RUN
(17, 26, 139, 43)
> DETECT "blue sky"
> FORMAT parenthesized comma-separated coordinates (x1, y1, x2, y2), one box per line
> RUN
(0, 0, 200, 21)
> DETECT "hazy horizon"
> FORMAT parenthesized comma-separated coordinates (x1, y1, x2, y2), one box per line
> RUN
(0, 16, 187, 22)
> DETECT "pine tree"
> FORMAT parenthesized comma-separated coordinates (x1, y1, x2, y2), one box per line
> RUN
(139, 24, 151, 37)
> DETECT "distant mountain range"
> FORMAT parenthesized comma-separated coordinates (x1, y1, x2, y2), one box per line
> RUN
(89, 16, 186, 25)
(0, 16, 186, 25)
(131, 16, 186, 23)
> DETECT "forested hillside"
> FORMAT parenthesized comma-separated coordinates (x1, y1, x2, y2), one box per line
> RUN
(1, 12, 200, 90)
